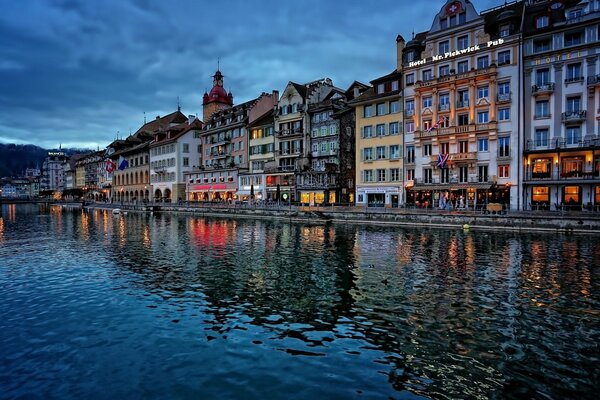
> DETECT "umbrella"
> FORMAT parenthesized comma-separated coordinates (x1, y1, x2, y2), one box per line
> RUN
(250, 184, 254, 200)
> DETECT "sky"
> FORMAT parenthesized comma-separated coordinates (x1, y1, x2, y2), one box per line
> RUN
(0, 0, 501, 150)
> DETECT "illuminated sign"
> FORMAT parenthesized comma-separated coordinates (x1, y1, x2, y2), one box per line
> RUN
(408, 38, 505, 68)
(534, 51, 581, 65)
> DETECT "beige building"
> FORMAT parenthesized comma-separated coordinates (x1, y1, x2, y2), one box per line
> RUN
(350, 71, 404, 207)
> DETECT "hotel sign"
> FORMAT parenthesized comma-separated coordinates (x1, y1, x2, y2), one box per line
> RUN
(533, 51, 581, 65)
(408, 39, 505, 68)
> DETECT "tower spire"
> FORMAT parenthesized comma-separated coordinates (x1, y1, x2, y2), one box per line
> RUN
(177, 96, 181, 112)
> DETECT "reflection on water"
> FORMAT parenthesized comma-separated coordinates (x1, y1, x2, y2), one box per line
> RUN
(0, 204, 598, 400)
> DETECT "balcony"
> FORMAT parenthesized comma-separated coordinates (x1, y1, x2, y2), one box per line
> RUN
(210, 151, 227, 159)
(561, 110, 586, 123)
(588, 74, 600, 87)
(497, 93, 511, 102)
(405, 109, 415, 117)
(438, 103, 450, 112)
(276, 149, 302, 157)
(524, 169, 600, 181)
(415, 122, 497, 139)
(153, 166, 166, 173)
(525, 136, 600, 151)
(532, 83, 555, 95)
(452, 152, 478, 163)
(211, 136, 231, 145)
(276, 129, 303, 138)
(456, 100, 469, 108)
(414, 65, 497, 90)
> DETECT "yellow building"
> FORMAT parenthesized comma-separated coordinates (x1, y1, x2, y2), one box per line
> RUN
(350, 71, 403, 207)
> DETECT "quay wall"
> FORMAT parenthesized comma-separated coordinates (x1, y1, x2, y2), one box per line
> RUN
(91, 203, 600, 235)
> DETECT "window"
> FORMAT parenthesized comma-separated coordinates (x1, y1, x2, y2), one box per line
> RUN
(534, 38, 551, 53)
(498, 136, 510, 157)
(405, 51, 415, 63)
(498, 50, 510, 65)
(390, 145, 400, 159)
(498, 81, 510, 97)
(477, 55, 489, 69)
(376, 124, 386, 137)
(363, 147, 373, 161)
(566, 127, 581, 145)
(423, 143, 432, 157)
(377, 103, 386, 115)
(478, 138, 489, 152)
(536, 68, 550, 86)
(478, 165, 488, 182)
(377, 83, 385, 94)
(566, 96, 581, 113)
(363, 169, 373, 182)
(363, 126, 373, 138)
(535, 129, 549, 147)
(390, 168, 400, 181)
(564, 30, 583, 46)
(439, 40, 450, 54)
(536, 15, 549, 28)
(405, 120, 415, 133)
(406, 169, 415, 181)
(439, 64, 450, 77)
(391, 81, 399, 91)
(389, 122, 400, 135)
(565, 63, 582, 82)
(477, 111, 489, 123)
(390, 100, 399, 113)
(406, 145, 415, 163)
(423, 168, 433, 184)
(183, 143, 189, 153)
(364, 105, 373, 118)
(535, 100, 550, 118)
(457, 35, 469, 50)
(405, 99, 415, 115)
(406, 73, 415, 86)
(377, 169, 386, 182)
(459, 140, 468, 153)
(423, 69, 433, 81)
(458, 113, 469, 126)
(457, 60, 469, 73)
(459, 166, 468, 183)
(440, 17, 448, 29)
(439, 93, 450, 111)
(499, 108, 510, 121)
(377, 146, 386, 159)
(183, 157, 189, 167)
(568, 9, 583, 20)
(477, 86, 489, 99)
(458, 89, 469, 107)
(440, 142, 450, 154)
(423, 96, 432, 108)
(423, 119, 432, 132)
(499, 24, 510, 38)
(498, 165, 510, 178)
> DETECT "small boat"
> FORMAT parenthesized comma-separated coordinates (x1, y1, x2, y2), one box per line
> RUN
(112, 208, 122, 215)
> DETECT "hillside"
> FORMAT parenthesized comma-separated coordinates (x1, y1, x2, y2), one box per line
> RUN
(0, 144, 92, 178)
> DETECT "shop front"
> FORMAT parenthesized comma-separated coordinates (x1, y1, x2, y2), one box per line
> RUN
(355, 186, 402, 208)
(299, 190, 336, 205)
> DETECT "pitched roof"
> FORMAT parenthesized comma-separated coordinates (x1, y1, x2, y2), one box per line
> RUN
(134, 110, 187, 135)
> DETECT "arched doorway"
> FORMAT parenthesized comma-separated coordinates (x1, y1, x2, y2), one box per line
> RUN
(154, 189, 162, 201)
(164, 188, 172, 202)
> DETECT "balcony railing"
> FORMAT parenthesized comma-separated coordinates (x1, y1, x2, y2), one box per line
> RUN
(524, 169, 600, 181)
(588, 74, 600, 86)
(532, 83, 555, 95)
(456, 100, 469, 108)
(153, 166, 166, 173)
(525, 136, 600, 151)
(414, 122, 498, 139)
(414, 65, 497, 89)
(405, 109, 415, 117)
(561, 110, 586, 123)
(497, 93, 511, 102)
(438, 103, 450, 111)
(276, 149, 302, 156)
(276, 129, 303, 138)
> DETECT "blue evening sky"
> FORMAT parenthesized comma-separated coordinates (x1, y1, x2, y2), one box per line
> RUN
(0, 0, 500, 149)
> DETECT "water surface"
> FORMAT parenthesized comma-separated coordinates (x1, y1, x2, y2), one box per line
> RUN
(0, 204, 598, 399)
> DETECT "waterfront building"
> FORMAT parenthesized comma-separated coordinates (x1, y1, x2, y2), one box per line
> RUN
(332, 81, 370, 204)
(522, 0, 600, 210)
(63, 153, 85, 194)
(273, 79, 337, 202)
(238, 91, 279, 201)
(350, 69, 403, 208)
(190, 71, 255, 202)
(76, 151, 105, 200)
(400, 0, 522, 210)
(148, 112, 200, 202)
(298, 86, 346, 205)
(40, 149, 67, 192)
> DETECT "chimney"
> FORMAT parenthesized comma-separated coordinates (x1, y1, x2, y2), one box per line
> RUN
(396, 35, 406, 71)
(272, 90, 279, 102)
(188, 114, 195, 125)
(156, 115, 160, 120)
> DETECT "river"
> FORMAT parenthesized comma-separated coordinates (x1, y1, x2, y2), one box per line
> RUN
(0, 204, 598, 399)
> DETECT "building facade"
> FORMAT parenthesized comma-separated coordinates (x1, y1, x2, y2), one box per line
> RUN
(352, 70, 404, 207)
(522, 0, 600, 210)
(400, 0, 522, 210)
(40, 150, 67, 192)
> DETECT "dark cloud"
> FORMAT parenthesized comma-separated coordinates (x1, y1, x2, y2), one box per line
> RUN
(0, 0, 500, 149)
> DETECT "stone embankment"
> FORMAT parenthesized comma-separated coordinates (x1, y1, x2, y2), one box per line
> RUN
(87, 202, 600, 235)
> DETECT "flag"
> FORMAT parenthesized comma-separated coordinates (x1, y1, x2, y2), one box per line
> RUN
(106, 159, 115, 173)
(118, 156, 128, 170)
(437, 153, 449, 169)
(426, 115, 447, 133)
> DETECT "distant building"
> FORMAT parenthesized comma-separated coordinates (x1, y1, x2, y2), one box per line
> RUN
(41, 150, 67, 192)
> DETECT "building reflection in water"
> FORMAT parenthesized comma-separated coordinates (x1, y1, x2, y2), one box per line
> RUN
(30, 205, 598, 400)
(80, 209, 90, 241)
(0, 216, 3, 243)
